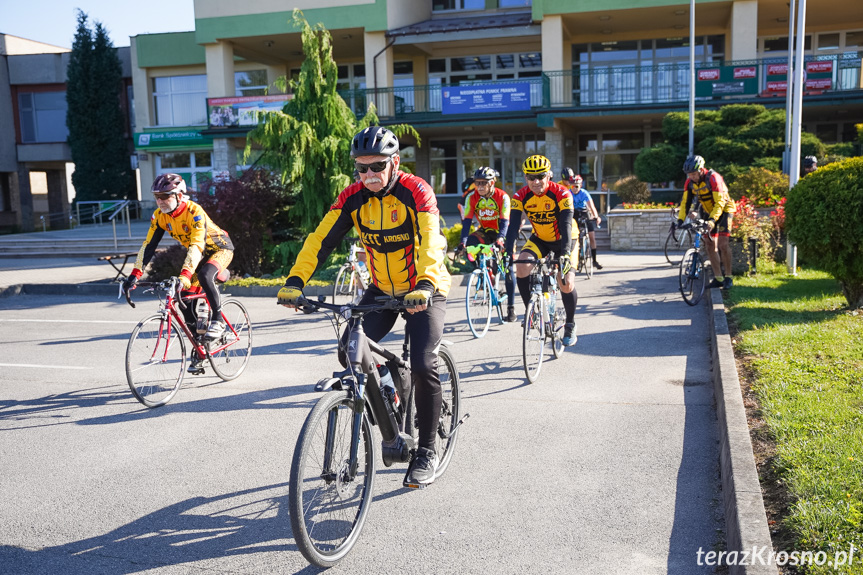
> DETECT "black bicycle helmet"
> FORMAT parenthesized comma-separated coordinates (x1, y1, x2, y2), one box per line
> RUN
(803, 155, 817, 169)
(474, 166, 496, 181)
(351, 126, 399, 157)
(561, 167, 576, 182)
(151, 173, 186, 195)
(683, 155, 705, 173)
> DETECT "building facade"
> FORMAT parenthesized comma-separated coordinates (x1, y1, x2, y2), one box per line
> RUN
(129, 0, 862, 217)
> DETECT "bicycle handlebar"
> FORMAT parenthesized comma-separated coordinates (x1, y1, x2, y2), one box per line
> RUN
(121, 276, 188, 310)
(295, 294, 417, 316)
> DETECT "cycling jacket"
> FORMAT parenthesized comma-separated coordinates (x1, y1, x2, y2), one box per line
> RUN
(678, 169, 737, 222)
(505, 181, 574, 255)
(135, 199, 233, 277)
(461, 187, 511, 240)
(286, 171, 451, 298)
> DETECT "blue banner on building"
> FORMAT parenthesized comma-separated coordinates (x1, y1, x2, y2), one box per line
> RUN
(441, 83, 531, 115)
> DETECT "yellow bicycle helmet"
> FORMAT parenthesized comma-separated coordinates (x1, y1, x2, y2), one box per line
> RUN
(522, 155, 552, 175)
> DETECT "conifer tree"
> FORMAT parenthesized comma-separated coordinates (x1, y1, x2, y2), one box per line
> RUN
(247, 10, 419, 262)
(66, 11, 135, 202)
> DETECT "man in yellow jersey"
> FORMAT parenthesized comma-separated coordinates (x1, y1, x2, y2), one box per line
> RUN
(677, 155, 736, 289)
(277, 126, 451, 488)
(504, 155, 579, 346)
(123, 174, 234, 374)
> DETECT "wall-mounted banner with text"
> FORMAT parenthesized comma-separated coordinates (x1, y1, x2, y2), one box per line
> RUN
(206, 94, 292, 129)
(441, 83, 531, 115)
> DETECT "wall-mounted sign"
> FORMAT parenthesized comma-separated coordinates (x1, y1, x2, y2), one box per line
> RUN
(441, 83, 531, 115)
(134, 129, 213, 150)
(206, 94, 291, 128)
(695, 65, 759, 97)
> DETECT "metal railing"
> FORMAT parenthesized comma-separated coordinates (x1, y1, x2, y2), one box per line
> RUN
(39, 211, 75, 232)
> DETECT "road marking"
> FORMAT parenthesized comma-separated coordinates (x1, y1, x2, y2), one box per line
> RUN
(0, 363, 93, 370)
(0, 319, 138, 324)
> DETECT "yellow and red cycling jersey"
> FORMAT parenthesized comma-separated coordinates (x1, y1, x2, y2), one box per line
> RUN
(511, 181, 574, 244)
(463, 187, 511, 233)
(134, 200, 233, 277)
(678, 169, 737, 223)
(287, 171, 451, 298)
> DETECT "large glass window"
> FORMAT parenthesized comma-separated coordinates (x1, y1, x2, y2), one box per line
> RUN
(18, 92, 68, 143)
(153, 75, 207, 126)
(235, 70, 268, 96)
(433, 0, 486, 11)
(428, 53, 544, 109)
(156, 151, 212, 190)
(337, 63, 367, 116)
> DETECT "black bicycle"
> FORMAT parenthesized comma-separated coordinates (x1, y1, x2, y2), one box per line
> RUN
(288, 295, 466, 567)
(678, 219, 711, 306)
(664, 207, 694, 265)
(575, 214, 593, 279)
(519, 252, 565, 383)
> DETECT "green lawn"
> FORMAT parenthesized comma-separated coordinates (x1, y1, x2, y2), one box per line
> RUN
(725, 270, 863, 573)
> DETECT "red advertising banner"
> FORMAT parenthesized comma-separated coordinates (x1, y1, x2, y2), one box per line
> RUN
(697, 69, 720, 81)
(733, 66, 757, 79)
(206, 94, 291, 128)
(767, 64, 788, 75)
(806, 78, 832, 90)
(806, 61, 833, 73)
(766, 80, 788, 92)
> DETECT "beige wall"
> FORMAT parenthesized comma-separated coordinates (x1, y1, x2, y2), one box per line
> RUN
(0, 34, 69, 56)
(194, 0, 374, 19)
(731, 0, 758, 61)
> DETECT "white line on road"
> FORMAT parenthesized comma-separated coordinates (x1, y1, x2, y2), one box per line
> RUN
(0, 319, 138, 324)
(0, 363, 93, 370)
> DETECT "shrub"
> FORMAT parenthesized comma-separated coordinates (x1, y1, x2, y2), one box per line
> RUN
(785, 157, 863, 307)
(634, 143, 685, 184)
(720, 103, 766, 125)
(612, 175, 650, 204)
(727, 167, 789, 206)
(145, 244, 186, 281)
(196, 168, 287, 277)
(442, 223, 464, 250)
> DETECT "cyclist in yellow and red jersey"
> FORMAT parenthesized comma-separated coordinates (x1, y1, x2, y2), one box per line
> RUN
(457, 166, 517, 322)
(504, 154, 579, 346)
(277, 126, 451, 488)
(122, 174, 234, 373)
(677, 154, 736, 289)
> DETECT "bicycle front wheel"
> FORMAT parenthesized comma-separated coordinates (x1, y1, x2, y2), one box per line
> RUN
(583, 243, 593, 279)
(125, 315, 186, 408)
(665, 228, 694, 266)
(289, 390, 376, 568)
(332, 264, 357, 305)
(522, 298, 545, 383)
(550, 291, 566, 359)
(432, 344, 462, 479)
(206, 299, 252, 381)
(465, 269, 492, 338)
(679, 249, 706, 306)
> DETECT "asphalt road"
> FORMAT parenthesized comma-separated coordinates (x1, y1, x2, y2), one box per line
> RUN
(0, 253, 722, 574)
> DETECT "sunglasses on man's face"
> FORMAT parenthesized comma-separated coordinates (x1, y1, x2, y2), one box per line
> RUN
(355, 159, 391, 174)
(525, 174, 548, 182)
(153, 192, 175, 200)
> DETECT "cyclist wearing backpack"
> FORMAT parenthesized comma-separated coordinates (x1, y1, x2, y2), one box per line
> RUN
(677, 155, 736, 289)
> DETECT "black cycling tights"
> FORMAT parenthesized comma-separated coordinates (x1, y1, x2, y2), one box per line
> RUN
(350, 285, 446, 452)
(180, 262, 222, 326)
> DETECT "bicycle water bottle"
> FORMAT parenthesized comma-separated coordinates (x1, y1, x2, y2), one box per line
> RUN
(195, 299, 210, 334)
(377, 365, 403, 428)
(357, 260, 370, 284)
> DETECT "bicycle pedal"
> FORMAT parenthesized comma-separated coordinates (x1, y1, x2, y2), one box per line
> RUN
(402, 480, 427, 490)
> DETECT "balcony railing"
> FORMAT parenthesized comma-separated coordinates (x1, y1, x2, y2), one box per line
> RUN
(336, 52, 861, 121)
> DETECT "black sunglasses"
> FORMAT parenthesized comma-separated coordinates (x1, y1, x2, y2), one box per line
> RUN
(525, 174, 548, 182)
(153, 192, 176, 200)
(355, 159, 391, 173)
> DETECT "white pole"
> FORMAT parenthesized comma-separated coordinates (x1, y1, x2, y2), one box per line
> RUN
(688, 0, 695, 155)
(783, 0, 796, 171)
(787, 0, 806, 275)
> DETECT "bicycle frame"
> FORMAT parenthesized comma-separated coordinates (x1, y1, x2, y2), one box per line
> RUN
(529, 255, 559, 328)
(465, 244, 504, 309)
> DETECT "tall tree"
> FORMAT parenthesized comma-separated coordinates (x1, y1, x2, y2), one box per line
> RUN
(246, 10, 419, 264)
(66, 10, 135, 202)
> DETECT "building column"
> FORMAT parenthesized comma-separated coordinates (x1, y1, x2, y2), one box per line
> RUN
(544, 124, 565, 178)
(364, 32, 393, 116)
(13, 166, 34, 232)
(542, 15, 571, 106)
(205, 41, 235, 98)
(266, 64, 288, 93)
(46, 169, 69, 229)
(211, 138, 238, 183)
(731, 0, 758, 61)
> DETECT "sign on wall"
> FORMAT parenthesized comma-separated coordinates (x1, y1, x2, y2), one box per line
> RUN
(695, 65, 759, 97)
(206, 94, 291, 128)
(441, 83, 531, 115)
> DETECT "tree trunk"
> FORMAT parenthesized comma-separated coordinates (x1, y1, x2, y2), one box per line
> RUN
(840, 280, 863, 309)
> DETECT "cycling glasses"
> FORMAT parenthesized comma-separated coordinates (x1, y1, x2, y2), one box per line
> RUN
(525, 174, 549, 182)
(153, 192, 177, 200)
(355, 159, 392, 174)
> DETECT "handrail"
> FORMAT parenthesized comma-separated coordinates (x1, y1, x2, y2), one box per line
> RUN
(107, 200, 131, 221)
(39, 211, 75, 232)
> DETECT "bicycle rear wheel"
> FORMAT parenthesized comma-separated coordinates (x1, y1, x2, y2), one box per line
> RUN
(465, 269, 492, 338)
(289, 390, 376, 568)
(665, 228, 693, 266)
(550, 291, 566, 359)
(125, 315, 186, 408)
(679, 249, 706, 306)
(583, 242, 593, 279)
(522, 298, 545, 383)
(206, 299, 252, 381)
(332, 264, 357, 305)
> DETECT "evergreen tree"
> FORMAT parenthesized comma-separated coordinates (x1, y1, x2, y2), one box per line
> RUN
(66, 11, 135, 202)
(246, 10, 419, 264)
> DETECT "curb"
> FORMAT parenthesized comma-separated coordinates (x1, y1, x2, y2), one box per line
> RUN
(706, 286, 778, 575)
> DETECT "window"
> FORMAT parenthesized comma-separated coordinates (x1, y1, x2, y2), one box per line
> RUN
(18, 92, 68, 143)
(336, 64, 367, 116)
(499, 0, 531, 6)
(235, 70, 268, 96)
(433, 0, 485, 11)
(156, 151, 212, 190)
(153, 75, 207, 127)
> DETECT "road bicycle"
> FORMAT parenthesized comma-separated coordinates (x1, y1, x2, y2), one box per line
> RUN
(463, 243, 506, 338)
(122, 277, 253, 407)
(519, 252, 566, 384)
(332, 239, 370, 305)
(664, 207, 694, 266)
(678, 219, 711, 306)
(289, 295, 466, 568)
(575, 214, 593, 279)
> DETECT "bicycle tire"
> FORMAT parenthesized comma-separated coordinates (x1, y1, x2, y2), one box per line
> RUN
(522, 298, 545, 383)
(679, 249, 706, 306)
(206, 299, 252, 381)
(664, 227, 694, 266)
(332, 264, 357, 305)
(125, 315, 186, 408)
(550, 290, 565, 359)
(289, 390, 376, 568)
(583, 242, 593, 279)
(465, 269, 492, 338)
